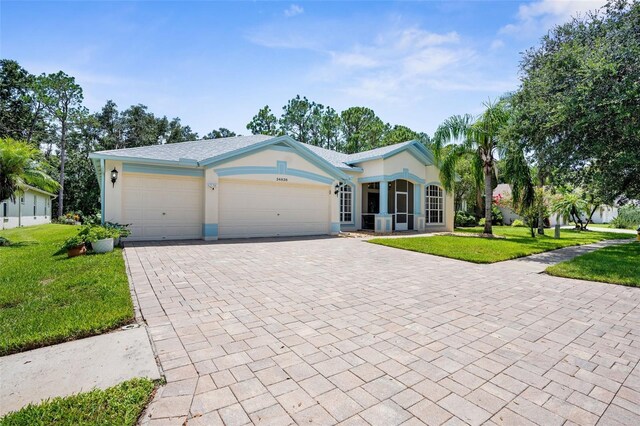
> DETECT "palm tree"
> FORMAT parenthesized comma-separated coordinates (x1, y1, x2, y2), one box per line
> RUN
(0, 138, 59, 203)
(433, 101, 511, 235)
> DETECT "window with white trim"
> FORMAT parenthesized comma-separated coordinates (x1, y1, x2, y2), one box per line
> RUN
(339, 185, 352, 223)
(425, 185, 444, 224)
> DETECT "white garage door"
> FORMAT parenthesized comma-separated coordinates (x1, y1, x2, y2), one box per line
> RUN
(219, 179, 330, 239)
(122, 173, 203, 240)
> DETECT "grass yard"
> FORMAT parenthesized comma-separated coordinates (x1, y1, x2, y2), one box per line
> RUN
(369, 226, 633, 264)
(546, 242, 640, 287)
(0, 378, 155, 426)
(0, 224, 133, 355)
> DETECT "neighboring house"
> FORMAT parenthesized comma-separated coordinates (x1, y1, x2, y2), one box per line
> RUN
(1, 185, 56, 230)
(493, 183, 618, 226)
(89, 135, 454, 241)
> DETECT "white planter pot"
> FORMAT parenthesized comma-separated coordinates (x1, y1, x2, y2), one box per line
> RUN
(92, 238, 114, 253)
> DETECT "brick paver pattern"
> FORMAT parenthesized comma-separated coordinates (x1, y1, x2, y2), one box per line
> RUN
(128, 237, 640, 426)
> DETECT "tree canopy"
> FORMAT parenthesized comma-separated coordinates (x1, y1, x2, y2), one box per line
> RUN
(510, 0, 640, 202)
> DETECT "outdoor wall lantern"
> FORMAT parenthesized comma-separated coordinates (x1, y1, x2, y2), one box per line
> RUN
(110, 168, 118, 187)
(208, 183, 217, 191)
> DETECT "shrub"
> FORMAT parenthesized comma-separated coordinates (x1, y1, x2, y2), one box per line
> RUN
(479, 218, 486, 226)
(455, 211, 477, 227)
(105, 222, 131, 238)
(491, 205, 504, 225)
(0, 236, 11, 246)
(511, 219, 525, 227)
(611, 204, 640, 229)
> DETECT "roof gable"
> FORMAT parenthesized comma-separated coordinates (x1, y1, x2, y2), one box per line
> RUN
(345, 140, 435, 166)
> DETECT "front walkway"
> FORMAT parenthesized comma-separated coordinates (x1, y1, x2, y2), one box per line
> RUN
(127, 238, 640, 426)
(0, 326, 160, 416)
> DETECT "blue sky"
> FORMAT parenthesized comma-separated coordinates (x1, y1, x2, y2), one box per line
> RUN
(1, 0, 604, 137)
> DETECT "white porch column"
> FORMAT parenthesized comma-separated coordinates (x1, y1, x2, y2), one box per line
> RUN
(203, 168, 219, 240)
(414, 183, 425, 231)
(375, 180, 392, 233)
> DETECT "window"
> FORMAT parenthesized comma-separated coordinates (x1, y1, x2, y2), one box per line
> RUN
(425, 185, 444, 224)
(2, 202, 6, 217)
(34, 195, 37, 216)
(340, 185, 352, 223)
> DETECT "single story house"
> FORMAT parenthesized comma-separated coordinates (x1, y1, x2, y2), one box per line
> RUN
(89, 135, 454, 241)
(1, 185, 56, 230)
(493, 183, 618, 226)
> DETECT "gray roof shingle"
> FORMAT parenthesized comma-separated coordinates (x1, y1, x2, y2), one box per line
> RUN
(92, 135, 274, 163)
(91, 135, 423, 171)
(344, 140, 416, 164)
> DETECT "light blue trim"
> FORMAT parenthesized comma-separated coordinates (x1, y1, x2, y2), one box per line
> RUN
(386, 219, 391, 231)
(358, 170, 426, 185)
(379, 179, 388, 215)
(202, 223, 218, 238)
(201, 135, 350, 182)
(347, 140, 435, 166)
(414, 183, 422, 215)
(341, 166, 363, 172)
(286, 169, 334, 185)
(214, 163, 334, 185)
(123, 163, 204, 177)
(330, 222, 341, 233)
(100, 159, 105, 225)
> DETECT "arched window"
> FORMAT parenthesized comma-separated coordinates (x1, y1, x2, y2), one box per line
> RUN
(425, 185, 444, 224)
(340, 185, 352, 223)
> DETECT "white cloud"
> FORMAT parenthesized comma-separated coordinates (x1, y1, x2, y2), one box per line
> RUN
(284, 4, 304, 18)
(490, 39, 505, 50)
(500, 0, 606, 36)
(311, 27, 510, 102)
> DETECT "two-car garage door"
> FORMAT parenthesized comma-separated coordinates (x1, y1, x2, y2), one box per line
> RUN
(218, 179, 330, 239)
(122, 174, 331, 240)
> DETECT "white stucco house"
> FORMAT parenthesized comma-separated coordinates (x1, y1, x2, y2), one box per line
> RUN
(1, 185, 56, 230)
(493, 183, 618, 226)
(88, 135, 454, 241)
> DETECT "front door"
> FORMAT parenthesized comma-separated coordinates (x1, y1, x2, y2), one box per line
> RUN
(395, 191, 408, 231)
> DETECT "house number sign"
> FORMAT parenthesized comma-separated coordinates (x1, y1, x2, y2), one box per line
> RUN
(276, 177, 288, 182)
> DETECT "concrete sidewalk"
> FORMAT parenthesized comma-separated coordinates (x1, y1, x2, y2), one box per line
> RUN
(0, 326, 160, 416)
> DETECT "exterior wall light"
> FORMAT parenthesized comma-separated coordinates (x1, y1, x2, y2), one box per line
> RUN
(111, 168, 118, 187)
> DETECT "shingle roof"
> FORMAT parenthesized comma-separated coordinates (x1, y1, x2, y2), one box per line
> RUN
(299, 144, 353, 169)
(90, 135, 426, 171)
(91, 135, 274, 163)
(345, 140, 416, 164)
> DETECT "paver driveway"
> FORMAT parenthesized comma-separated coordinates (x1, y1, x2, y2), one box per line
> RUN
(127, 237, 640, 426)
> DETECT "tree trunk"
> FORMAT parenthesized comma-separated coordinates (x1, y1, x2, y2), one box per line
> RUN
(483, 166, 493, 234)
(585, 205, 598, 230)
(57, 121, 66, 218)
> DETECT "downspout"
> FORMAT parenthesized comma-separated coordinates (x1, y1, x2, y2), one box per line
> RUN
(18, 195, 22, 227)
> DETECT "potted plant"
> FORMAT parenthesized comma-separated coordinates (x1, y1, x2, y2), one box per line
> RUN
(105, 222, 131, 246)
(87, 226, 118, 254)
(62, 235, 87, 258)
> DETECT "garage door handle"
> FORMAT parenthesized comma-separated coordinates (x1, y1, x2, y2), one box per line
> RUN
(162, 212, 166, 216)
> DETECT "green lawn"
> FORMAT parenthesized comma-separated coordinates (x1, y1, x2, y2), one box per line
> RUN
(0, 224, 133, 355)
(369, 226, 633, 264)
(546, 242, 640, 287)
(0, 378, 155, 426)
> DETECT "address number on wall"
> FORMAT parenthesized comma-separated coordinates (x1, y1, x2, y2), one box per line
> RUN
(276, 177, 288, 182)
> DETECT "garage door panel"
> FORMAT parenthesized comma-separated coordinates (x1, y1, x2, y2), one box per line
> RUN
(219, 179, 330, 239)
(122, 172, 203, 240)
